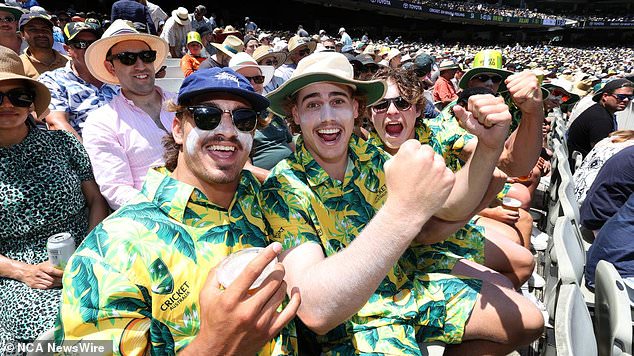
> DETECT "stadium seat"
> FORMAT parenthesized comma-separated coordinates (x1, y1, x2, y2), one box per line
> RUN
(595, 260, 633, 356)
(164, 58, 181, 67)
(419, 341, 446, 356)
(156, 78, 184, 93)
(164, 66, 185, 78)
(555, 284, 598, 356)
(553, 216, 585, 286)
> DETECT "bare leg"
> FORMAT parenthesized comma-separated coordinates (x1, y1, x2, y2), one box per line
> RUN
(444, 278, 544, 356)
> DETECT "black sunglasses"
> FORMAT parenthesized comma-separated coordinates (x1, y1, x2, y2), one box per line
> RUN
(186, 105, 258, 132)
(0, 16, 15, 23)
(243, 75, 265, 84)
(0, 88, 34, 107)
(106, 50, 157, 65)
(371, 96, 412, 112)
(262, 58, 278, 66)
(297, 48, 311, 57)
(69, 40, 96, 49)
(473, 74, 503, 84)
(610, 93, 634, 102)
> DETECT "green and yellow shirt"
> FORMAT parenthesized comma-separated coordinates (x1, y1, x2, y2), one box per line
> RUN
(55, 167, 297, 355)
(262, 135, 480, 355)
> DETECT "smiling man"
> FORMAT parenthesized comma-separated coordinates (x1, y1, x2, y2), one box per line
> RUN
(18, 12, 68, 78)
(56, 67, 300, 355)
(81, 19, 174, 210)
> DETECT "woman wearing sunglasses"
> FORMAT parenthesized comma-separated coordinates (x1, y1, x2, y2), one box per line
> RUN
(0, 47, 108, 345)
(366, 67, 535, 289)
(229, 53, 295, 181)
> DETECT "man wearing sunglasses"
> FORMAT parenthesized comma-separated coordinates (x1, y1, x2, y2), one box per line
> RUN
(275, 36, 316, 84)
(567, 78, 634, 164)
(0, 4, 24, 54)
(39, 22, 119, 140)
(57, 67, 301, 355)
(80, 19, 173, 210)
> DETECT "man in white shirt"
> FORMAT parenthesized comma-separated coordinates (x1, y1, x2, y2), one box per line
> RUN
(159, 6, 191, 58)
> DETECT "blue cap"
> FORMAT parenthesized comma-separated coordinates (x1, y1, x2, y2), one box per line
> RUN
(177, 67, 270, 111)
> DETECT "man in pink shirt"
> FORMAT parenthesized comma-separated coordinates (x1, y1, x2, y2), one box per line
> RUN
(433, 59, 460, 109)
(82, 19, 173, 210)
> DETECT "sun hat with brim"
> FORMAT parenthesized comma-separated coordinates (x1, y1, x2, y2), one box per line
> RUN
(0, 46, 50, 118)
(592, 78, 634, 102)
(0, 4, 24, 19)
(266, 52, 386, 117)
(252, 45, 287, 69)
(459, 49, 513, 91)
(211, 35, 244, 58)
(438, 59, 459, 72)
(287, 36, 316, 55)
(172, 7, 190, 26)
(177, 67, 269, 112)
(84, 19, 168, 85)
(229, 52, 274, 87)
(543, 78, 580, 105)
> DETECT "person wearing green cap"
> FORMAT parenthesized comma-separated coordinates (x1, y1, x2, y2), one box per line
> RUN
(263, 52, 543, 355)
(180, 30, 206, 77)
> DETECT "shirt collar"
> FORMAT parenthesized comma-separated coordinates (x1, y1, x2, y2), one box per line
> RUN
(141, 167, 258, 222)
(293, 134, 381, 187)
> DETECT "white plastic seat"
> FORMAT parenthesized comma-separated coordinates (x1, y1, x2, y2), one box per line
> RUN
(164, 66, 185, 78)
(419, 341, 445, 356)
(595, 260, 633, 356)
(155, 78, 184, 93)
(164, 57, 181, 67)
(553, 216, 585, 286)
(555, 283, 598, 356)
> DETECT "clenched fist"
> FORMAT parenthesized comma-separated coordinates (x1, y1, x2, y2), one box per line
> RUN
(506, 70, 544, 116)
(453, 94, 512, 151)
(384, 140, 455, 223)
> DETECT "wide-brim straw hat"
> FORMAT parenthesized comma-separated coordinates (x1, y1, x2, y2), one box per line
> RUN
(287, 36, 316, 55)
(543, 78, 580, 105)
(0, 4, 25, 19)
(0, 46, 50, 118)
(172, 7, 190, 26)
(85, 19, 168, 85)
(266, 52, 386, 117)
(211, 35, 244, 58)
(459, 49, 513, 92)
(252, 45, 287, 69)
(229, 52, 274, 87)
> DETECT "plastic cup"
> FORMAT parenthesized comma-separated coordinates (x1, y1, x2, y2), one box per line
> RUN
(502, 197, 522, 212)
(216, 247, 278, 291)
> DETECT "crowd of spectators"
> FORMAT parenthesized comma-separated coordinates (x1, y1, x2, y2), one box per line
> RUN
(1, 0, 634, 354)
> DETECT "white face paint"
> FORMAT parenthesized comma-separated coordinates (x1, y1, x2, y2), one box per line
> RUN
(185, 113, 254, 156)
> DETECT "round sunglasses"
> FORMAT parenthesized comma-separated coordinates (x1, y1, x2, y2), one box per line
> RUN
(0, 88, 34, 107)
(106, 50, 157, 66)
(371, 97, 412, 113)
(186, 105, 258, 132)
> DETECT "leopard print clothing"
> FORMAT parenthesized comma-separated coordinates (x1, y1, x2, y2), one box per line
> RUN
(0, 128, 93, 344)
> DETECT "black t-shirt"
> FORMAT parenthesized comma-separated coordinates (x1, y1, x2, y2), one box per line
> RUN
(567, 102, 615, 159)
(580, 145, 634, 231)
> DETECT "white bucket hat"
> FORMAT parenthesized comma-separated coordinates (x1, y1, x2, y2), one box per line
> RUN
(229, 52, 274, 87)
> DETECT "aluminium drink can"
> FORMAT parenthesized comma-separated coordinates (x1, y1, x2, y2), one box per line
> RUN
(47, 232, 76, 270)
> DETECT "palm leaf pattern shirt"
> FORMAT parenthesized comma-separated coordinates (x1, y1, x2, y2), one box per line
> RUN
(367, 121, 486, 272)
(55, 167, 297, 356)
(262, 135, 481, 355)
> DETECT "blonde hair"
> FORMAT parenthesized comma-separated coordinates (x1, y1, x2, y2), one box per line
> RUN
(609, 130, 634, 143)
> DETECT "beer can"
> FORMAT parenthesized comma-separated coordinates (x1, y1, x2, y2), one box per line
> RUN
(47, 233, 76, 270)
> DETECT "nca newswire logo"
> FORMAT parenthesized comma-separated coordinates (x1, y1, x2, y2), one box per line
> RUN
(369, 0, 392, 5)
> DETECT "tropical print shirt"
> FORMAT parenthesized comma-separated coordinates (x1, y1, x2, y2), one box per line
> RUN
(262, 135, 480, 354)
(55, 167, 297, 355)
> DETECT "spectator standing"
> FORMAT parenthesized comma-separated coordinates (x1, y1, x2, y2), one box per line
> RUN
(189, 5, 211, 32)
(0, 4, 25, 54)
(244, 16, 257, 33)
(19, 13, 68, 78)
(110, 0, 156, 34)
(338, 26, 351, 47)
(160, 7, 192, 58)
(0, 45, 108, 348)
(82, 19, 173, 210)
(38, 22, 119, 139)
(296, 25, 308, 37)
(138, 0, 167, 34)
(567, 78, 633, 163)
